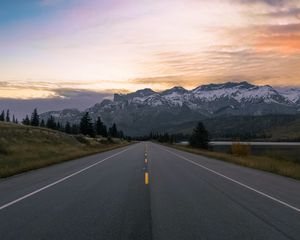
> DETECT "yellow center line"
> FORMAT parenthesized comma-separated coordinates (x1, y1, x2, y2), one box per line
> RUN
(145, 172, 149, 185)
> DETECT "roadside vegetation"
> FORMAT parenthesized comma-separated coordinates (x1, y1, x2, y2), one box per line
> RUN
(158, 121, 300, 180)
(0, 121, 131, 178)
(166, 143, 300, 180)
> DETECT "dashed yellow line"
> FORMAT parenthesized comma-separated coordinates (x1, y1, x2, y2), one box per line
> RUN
(145, 172, 149, 185)
(144, 143, 149, 185)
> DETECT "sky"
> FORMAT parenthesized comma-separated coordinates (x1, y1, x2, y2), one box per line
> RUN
(0, 0, 300, 104)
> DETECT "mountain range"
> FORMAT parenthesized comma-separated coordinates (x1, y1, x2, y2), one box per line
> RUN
(41, 81, 300, 136)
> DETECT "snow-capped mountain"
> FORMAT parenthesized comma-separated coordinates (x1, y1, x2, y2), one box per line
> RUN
(41, 81, 300, 135)
(278, 88, 300, 105)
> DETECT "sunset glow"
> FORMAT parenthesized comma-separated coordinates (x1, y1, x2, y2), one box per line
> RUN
(0, 0, 300, 99)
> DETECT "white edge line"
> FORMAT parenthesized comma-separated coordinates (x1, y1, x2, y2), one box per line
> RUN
(159, 145, 300, 213)
(0, 146, 133, 211)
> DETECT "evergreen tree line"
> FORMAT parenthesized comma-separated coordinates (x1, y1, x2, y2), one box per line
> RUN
(0, 109, 18, 123)
(133, 132, 189, 144)
(21, 109, 125, 138)
(133, 121, 210, 149)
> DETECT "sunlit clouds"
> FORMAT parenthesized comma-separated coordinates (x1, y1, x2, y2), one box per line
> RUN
(0, 0, 299, 99)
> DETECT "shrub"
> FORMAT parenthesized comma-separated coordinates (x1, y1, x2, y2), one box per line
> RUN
(107, 136, 114, 143)
(75, 135, 90, 145)
(231, 142, 251, 156)
(0, 143, 9, 155)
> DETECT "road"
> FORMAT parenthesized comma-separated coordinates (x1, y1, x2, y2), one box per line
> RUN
(0, 142, 299, 240)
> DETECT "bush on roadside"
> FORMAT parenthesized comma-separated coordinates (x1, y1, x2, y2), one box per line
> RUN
(75, 135, 90, 145)
(107, 136, 114, 143)
(0, 143, 9, 155)
(231, 142, 251, 156)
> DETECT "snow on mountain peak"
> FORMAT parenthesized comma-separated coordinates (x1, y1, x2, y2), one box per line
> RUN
(111, 81, 297, 107)
(278, 88, 300, 104)
(162, 86, 188, 95)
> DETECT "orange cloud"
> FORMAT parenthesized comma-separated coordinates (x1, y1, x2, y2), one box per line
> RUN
(255, 34, 300, 53)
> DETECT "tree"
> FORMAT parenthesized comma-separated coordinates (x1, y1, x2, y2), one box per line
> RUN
(22, 115, 30, 125)
(6, 110, 10, 122)
(71, 124, 79, 135)
(65, 121, 71, 134)
(109, 123, 118, 138)
(46, 116, 57, 130)
(79, 112, 95, 137)
(0, 110, 5, 121)
(102, 125, 108, 137)
(30, 108, 39, 126)
(118, 130, 124, 139)
(95, 117, 107, 137)
(189, 121, 209, 149)
(57, 122, 62, 131)
(40, 119, 45, 127)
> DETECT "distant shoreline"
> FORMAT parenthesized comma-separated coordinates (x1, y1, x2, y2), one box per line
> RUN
(179, 141, 300, 146)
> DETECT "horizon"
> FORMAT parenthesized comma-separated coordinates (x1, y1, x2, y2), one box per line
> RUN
(1, 80, 299, 120)
(0, 0, 300, 101)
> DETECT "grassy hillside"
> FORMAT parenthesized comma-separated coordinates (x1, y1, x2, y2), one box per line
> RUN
(0, 122, 130, 178)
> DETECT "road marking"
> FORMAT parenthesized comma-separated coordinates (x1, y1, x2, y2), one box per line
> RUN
(145, 172, 149, 185)
(0, 146, 133, 211)
(161, 146, 300, 213)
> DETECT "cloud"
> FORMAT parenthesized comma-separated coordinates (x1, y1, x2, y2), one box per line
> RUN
(233, 0, 293, 6)
(0, 88, 112, 120)
(255, 34, 300, 53)
(262, 23, 300, 34)
(264, 7, 300, 18)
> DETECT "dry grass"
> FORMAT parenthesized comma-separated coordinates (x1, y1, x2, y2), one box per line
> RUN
(164, 144, 300, 180)
(0, 122, 132, 178)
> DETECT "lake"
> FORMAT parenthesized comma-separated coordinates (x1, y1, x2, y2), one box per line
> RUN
(211, 142, 300, 164)
(178, 141, 300, 163)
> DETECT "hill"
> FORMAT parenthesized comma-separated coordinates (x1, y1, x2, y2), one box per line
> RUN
(0, 122, 129, 178)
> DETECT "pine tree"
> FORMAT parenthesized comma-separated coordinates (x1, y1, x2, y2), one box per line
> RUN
(109, 123, 118, 138)
(95, 117, 107, 137)
(40, 119, 45, 127)
(46, 116, 57, 129)
(71, 124, 79, 135)
(65, 121, 71, 134)
(6, 110, 10, 122)
(57, 122, 61, 131)
(30, 108, 39, 126)
(0, 110, 5, 121)
(22, 115, 30, 125)
(102, 125, 108, 137)
(79, 112, 95, 137)
(118, 130, 124, 139)
(12, 115, 16, 123)
(189, 121, 209, 149)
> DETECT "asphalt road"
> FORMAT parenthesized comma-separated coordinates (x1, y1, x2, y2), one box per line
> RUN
(0, 142, 299, 240)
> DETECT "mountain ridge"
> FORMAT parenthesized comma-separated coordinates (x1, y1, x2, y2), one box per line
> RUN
(41, 81, 300, 136)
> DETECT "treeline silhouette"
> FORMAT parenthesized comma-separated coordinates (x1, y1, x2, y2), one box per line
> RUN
(133, 132, 189, 143)
(132, 122, 209, 149)
(0, 109, 18, 123)
(1, 108, 125, 139)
